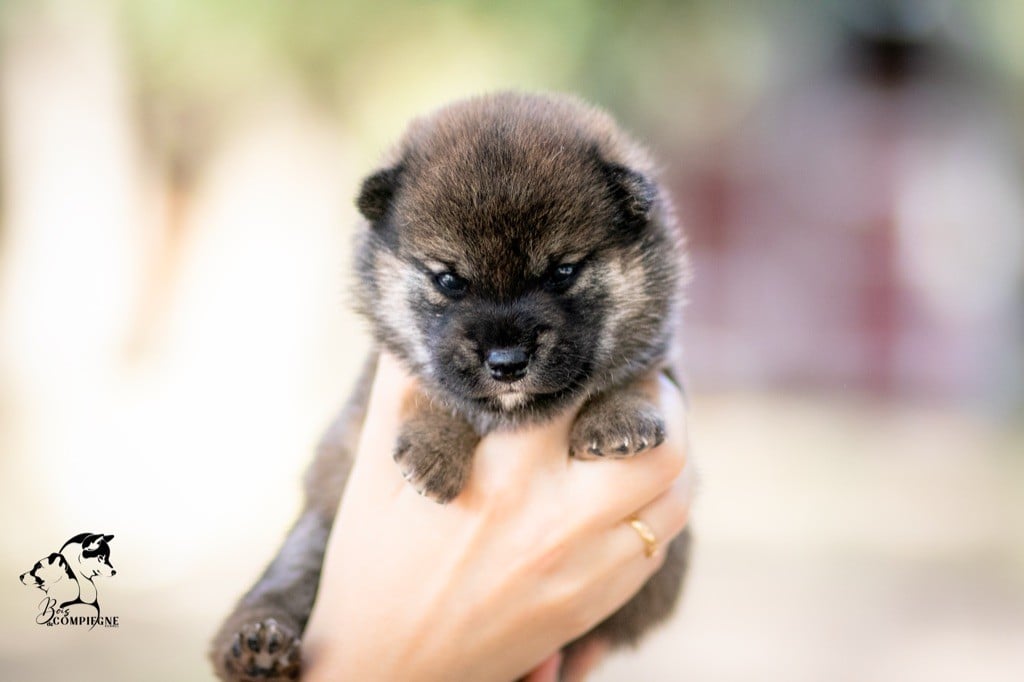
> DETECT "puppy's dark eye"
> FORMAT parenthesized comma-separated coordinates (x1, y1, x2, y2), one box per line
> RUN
(434, 271, 468, 297)
(544, 263, 579, 291)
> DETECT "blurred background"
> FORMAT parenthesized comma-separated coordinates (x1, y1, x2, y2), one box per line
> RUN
(1, 0, 1022, 680)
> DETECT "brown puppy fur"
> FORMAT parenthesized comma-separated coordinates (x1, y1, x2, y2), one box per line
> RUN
(210, 92, 690, 681)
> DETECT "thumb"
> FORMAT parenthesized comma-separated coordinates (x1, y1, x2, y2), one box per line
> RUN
(346, 353, 419, 494)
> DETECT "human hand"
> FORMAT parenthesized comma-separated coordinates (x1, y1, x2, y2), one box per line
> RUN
(301, 353, 693, 682)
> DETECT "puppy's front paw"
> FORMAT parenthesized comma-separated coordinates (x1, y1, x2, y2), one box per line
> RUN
(394, 435, 469, 504)
(223, 619, 300, 681)
(570, 399, 665, 460)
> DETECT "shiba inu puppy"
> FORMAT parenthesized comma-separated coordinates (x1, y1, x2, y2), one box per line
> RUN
(212, 92, 690, 681)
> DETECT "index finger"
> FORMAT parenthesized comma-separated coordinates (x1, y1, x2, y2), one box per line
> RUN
(472, 400, 581, 486)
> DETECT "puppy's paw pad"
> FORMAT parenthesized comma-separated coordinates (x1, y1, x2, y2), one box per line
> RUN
(570, 407, 665, 460)
(394, 439, 464, 504)
(224, 619, 300, 681)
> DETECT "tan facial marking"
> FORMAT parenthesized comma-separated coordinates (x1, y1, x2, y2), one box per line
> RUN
(595, 254, 648, 358)
(375, 250, 433, 371)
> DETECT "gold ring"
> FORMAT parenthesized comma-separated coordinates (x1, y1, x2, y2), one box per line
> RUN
(627, 516, 658, 558)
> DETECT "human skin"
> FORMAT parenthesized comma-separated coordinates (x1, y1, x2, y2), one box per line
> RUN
(301, 353, 694, 682)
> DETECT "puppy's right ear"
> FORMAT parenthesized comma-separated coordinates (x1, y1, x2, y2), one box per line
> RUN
(356, 166, 403, 224)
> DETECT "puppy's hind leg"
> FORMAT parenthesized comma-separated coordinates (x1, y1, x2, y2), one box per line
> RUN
(211, 355, 374, 681)
(210, 510, 329, 682)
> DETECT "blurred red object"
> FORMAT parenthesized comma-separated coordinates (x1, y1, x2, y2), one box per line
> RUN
(678, 3, 1023, 408)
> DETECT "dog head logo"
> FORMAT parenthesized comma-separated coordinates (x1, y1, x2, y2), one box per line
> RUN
(19, 532, 119, 628)
(70, 533, 117, 579)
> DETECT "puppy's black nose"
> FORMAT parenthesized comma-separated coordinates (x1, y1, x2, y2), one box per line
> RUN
(485, 347, 530, 382)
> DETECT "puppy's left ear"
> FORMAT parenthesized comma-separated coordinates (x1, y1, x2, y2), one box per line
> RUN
(603, 162, 658, 230)
(356, 165, 403, 224)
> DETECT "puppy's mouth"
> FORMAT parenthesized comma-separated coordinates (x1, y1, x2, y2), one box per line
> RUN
(464, 382, 533, 402)
(464, 377, 586, 414)
(434, 355, 593, 414)
(494, 390, 529, 410)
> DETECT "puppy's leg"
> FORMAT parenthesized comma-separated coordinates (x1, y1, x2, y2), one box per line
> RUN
(210, 357, 374, 682)
(569, 374, 666, 460)
(210, 510, 329, 681)
(393, 390, 480, 504)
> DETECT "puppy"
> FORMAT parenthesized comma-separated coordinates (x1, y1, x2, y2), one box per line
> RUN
(211, 92, 690, 681)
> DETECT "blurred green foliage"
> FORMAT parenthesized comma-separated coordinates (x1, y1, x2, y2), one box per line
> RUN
(3, 0, 1023, 185)
(109, 1, 777, 156)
